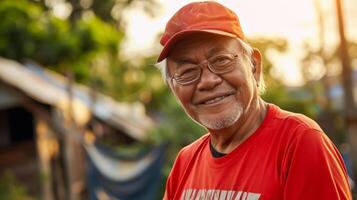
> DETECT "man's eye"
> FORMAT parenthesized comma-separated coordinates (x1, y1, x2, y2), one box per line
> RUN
(211, 56, 231, 66)
(177, 67, 198, 76)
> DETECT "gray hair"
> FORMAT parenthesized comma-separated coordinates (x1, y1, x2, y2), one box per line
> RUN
(155, 38, 266, 94)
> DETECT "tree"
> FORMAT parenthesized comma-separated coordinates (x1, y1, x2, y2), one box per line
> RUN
(0, 0, 123, 83)
(29, 0, 159, 25)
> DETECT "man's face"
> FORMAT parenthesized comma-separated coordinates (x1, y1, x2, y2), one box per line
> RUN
(167, 34, 261, 130)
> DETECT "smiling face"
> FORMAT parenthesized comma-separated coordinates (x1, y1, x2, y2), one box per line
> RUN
(167, 33, 262, 130)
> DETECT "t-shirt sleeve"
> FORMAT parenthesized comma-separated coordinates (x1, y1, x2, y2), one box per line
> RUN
(163, 154, 180, 200)
(282, 128, 352, 200)
(163, 148, 187, 200)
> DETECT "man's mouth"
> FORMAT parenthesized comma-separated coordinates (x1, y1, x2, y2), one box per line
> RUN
(201, 94, 233, 105)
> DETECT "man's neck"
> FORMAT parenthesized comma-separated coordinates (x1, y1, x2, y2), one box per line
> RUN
(209, 98, 268, 154)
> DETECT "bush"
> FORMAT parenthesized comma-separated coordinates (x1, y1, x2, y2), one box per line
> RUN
(0, 171, 36, 200)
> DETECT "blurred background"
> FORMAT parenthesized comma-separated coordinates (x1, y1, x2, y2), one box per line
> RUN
(0, 0, 356, 199)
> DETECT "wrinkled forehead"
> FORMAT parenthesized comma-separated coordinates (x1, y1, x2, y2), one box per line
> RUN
(167, 33, 242, 61)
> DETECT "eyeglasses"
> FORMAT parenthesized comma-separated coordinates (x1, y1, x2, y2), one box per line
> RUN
(169, 53, 239, 85)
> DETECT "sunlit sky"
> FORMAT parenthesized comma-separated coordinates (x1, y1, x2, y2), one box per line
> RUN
(121, 0, 357, 86)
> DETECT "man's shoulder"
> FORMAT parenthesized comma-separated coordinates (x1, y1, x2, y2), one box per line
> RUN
(270, 104, 322, 132)
(174, 133, 210, 164)
(179, 133, 210, 156)
(268, 104, 339, 160)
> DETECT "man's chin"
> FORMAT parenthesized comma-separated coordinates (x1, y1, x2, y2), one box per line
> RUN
(197, 107, 243, 130)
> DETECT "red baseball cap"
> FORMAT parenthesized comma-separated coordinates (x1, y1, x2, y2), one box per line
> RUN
(157, 1, 245, 62)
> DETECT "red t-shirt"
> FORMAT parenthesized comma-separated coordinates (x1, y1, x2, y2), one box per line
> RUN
(164, 104, 351, 200)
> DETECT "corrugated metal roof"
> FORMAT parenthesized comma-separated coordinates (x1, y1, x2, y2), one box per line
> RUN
(0, 57, 153, 141)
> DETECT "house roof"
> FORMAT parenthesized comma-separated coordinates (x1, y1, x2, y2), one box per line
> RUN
(0, 57, 153, 141)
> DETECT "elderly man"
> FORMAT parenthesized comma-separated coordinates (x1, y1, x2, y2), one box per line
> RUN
(156, 1, 351, 200)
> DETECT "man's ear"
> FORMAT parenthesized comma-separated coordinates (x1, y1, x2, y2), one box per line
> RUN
(251, 48, 262, 83)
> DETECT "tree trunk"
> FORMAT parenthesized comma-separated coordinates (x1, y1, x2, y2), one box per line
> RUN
(335, 0, 357, 193)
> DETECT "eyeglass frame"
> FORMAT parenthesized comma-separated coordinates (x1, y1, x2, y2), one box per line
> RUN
(168, 53, 241, 86)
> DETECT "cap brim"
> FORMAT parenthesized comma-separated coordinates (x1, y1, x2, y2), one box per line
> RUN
(157, 29, 237, 62)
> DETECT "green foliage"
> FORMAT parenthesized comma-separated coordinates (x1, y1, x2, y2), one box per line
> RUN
(36, 17, 79, 66)
(75, 16, 121, 54)
(262, 84, 317, 118)
(0, 0, 123, 82)
(0, 0, 43, 60)
(0, 171, 36, 200)
(32, 0, 160, 24)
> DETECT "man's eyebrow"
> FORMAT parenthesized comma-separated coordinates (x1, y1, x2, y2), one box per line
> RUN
(206, 45, 231, 56)
(173, 56, 196, 63)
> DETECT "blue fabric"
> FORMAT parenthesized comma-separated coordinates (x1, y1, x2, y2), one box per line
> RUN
(342, 151, 353, 178)
(93, 142, 151, 161)
(86, 143, 166, 200)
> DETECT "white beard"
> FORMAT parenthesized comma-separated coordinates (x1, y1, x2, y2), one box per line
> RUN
(198, 101, 244, 130)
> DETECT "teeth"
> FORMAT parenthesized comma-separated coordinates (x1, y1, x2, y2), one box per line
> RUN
(204, 95, 227, 104)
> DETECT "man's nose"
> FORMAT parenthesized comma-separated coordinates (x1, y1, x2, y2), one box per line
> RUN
(196, 66, 223, 91)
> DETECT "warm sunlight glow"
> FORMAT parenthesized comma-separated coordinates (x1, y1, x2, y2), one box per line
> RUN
(122, 0, 357, 86)
(52, 1, 72, 19)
